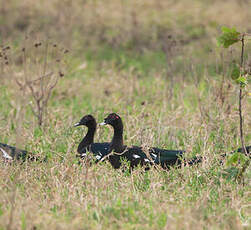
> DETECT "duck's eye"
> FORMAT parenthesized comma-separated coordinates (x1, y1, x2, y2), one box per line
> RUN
(111, 114, 118, 119)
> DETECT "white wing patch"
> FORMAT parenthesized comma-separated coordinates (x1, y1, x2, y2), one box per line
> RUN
(81, 153, 87, 158)
(144, 158, 150, 162)
(151, 153, 157, 158)
(96, 155, 102, 160)
(0, 148, 13, 160)
(133, 154, 140, 159)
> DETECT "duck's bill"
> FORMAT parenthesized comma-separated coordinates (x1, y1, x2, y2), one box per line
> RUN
(74, 122, 81, 127)
(99, 122, 107, 126)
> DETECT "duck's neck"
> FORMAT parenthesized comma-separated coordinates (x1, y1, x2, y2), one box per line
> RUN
(77, 127, 95, 154)
(110, 125, 126, 153)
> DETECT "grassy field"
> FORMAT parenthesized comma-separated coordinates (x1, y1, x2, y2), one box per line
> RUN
(0, 0, 251, 229)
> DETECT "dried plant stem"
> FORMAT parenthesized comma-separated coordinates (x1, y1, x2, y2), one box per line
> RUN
(15, 90, 26, 148)
(239, 35, 247, 156)
(13, 38, 66, 127)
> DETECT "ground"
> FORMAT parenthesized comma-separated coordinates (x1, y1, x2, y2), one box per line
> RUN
(0, 0, 251, 229)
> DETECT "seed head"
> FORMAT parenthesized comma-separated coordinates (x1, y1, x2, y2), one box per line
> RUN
(34, 42, 42, 48)
(59, 71, 64, 77)
(3, 46, 10, 51)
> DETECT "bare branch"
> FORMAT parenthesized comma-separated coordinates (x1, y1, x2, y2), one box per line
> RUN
(239, 35, 248, 156)
(28, 72, 53, 84)
(12, 37, 67, 126)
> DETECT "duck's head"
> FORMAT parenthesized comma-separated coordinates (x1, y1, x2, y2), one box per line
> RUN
(74, 114, 96, 128)
(100, 113, 122, 128)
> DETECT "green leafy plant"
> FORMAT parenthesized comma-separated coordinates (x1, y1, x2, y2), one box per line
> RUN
(217, 27, 240, 48)
(217, 26, 250, 180)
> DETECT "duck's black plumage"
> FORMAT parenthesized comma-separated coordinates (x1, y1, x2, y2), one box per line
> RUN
(100, 113, 251, 170)
(100, 113, 145, 169)
(100, 113, 201, 169)
(74, 115, 110, 162)
(220, 145, 251, 160)
(235, 146, 250, 155)
(0, 142, 39, 161)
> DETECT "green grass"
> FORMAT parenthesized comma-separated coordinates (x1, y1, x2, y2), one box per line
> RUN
(0, 49, 250, 228)
(1, 0, 251, 229)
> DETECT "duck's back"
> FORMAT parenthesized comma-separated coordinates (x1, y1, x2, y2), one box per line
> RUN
(0, 143, 28, 160)
(90, 142, 111, 160)
(127, 146, 185, 168)
(79, 142, 111, 162)
(108, 146, 185, 169)
(236, 146, 251, 155)
(149, 147, 184, 164)
(109, 146, 152, 169)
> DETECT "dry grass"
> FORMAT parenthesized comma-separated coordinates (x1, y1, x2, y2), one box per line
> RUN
(0, 0, 251, 229)
(1, 0, 251, 51)
(0, 64, 250, 229)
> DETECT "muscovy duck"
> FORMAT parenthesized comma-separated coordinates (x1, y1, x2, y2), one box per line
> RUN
(74, 114, 110, 162)
(100, 113, 201, 169)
